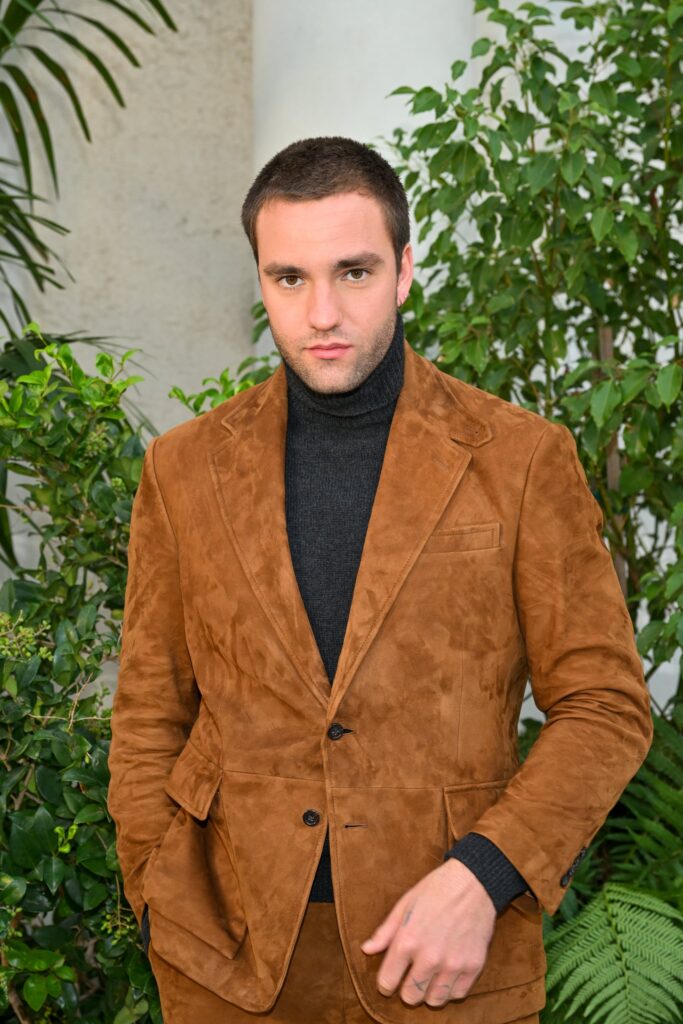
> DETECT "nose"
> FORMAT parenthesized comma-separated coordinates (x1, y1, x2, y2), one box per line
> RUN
(307, 281, 342, 334)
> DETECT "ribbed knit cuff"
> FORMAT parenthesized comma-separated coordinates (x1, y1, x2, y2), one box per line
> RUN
(443, 832, 531, 914)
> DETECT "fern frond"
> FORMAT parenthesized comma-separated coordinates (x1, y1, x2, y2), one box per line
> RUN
(545, 883, 683, 1024)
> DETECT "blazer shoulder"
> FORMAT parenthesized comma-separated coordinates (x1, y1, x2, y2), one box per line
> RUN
(433, 363, 562, 449)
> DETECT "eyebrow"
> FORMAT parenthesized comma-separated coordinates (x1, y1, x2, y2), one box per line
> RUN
(261, 251, 385, 278)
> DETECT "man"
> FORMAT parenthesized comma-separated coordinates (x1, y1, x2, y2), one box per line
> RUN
(107, 136, 653, 1024)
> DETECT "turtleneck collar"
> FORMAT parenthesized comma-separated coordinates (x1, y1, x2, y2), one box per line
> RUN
(284, 311, 405, 427)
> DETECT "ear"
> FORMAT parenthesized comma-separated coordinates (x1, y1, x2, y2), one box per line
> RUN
(397, 243, 414, 306)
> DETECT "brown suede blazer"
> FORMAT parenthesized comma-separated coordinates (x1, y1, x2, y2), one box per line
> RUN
(107, 339, 653, 1024)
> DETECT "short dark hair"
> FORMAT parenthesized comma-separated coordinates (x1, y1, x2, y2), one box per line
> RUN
(241, 136, 410, 273)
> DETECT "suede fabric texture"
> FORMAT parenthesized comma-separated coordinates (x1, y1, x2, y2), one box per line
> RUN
(107, 339, 654, 1024)
(147, 901, 541, 1024)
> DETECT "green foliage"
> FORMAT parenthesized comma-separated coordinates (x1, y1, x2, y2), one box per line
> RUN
(602, 708, 683, 905)
(386, 0, 682, 701)
(0, 325, 159, 1021)
(169, 346, 281, 413)
(543, 884, 683, 1024)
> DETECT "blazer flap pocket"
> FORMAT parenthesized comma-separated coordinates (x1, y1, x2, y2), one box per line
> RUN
(424, 520, 501, 554)
(164, 740, 222, 820)
(443, 776, 512, 841)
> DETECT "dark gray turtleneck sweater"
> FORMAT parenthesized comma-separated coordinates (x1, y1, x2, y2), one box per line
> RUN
(283, 312, 531, 914)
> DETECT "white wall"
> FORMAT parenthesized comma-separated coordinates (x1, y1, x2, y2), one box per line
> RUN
(18, 0, 254, 438)
(250, 0, 481, 356)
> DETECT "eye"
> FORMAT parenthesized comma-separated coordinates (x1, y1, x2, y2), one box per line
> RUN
(345, 268, 369, 282)
(279, 274, 303, 289)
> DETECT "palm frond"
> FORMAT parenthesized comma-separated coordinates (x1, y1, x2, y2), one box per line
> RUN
(33, 27, 126, 107)
(21, 44, 91, 140)
(0, 0, 176, 327)
(3, 63, 57, 192)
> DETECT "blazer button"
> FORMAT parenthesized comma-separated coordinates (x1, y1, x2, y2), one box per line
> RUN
(303, 809, 321, 826)
(327, 722, 345, 740)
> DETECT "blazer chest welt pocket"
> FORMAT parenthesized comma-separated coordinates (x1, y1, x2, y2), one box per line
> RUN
(422, 520, 502, 554)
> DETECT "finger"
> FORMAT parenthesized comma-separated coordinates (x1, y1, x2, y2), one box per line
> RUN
(376, 945, 414, 998)
(360, 892, 408, 954)
(424, 968, 461, 1008)
(399, 959, 438, 1006)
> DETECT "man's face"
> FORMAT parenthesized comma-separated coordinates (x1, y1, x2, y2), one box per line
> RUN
(254, 191, 413, 393)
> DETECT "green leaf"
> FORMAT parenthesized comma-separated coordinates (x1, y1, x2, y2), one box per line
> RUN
(35, 765, 62, 805)
(471, 37, 492, 58)
(525, 152, 556, 194)
(558, 89, 580, 113)
(664, 571, 683, 599)
(656, 364, 682, 408)
(74, 803, 105, 825)
(619, 465, 654, 496)
(3, 65, 58, 194)
(0, 873, 27, 905)
(9, 806, 57, 868)
(82, 882, 108, 910)
(507, 109, 536, 146)
(614, 221, 639, 264)
(22, 974, 48, 1012)
(590, 379, 622, 427)
(411, 86, 443, 114)
(452, 142, 480, 183)
(485, 128, 502, 160)
(621, 366, 651, 404)
(95, 352, 115, 378)
(53, 963, 76, 982)
(561, 149, 585, 186)
(0, 81, 32, 195)
(22, 949, 62, 971)
(637, 620, 663, 655)
(463, 335, 489, 373)
(590, 207, 614, 244)
(588, 80, 617, 111)
(450, 60, 467, 81)
(614, 54, 641, 77)
(36, 29, 126, 107)
(42, 857, 65, 895)
(113, 1009, 139, 1024)
(667, 4, 683, 27)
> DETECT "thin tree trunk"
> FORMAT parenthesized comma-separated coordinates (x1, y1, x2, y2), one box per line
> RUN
(598, 324, 628, 598)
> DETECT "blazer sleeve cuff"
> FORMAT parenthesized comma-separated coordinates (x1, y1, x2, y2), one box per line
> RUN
(443, 831, 532, 914)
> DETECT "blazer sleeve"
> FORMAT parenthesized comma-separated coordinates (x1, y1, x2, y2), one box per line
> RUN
(467, 421, 654, 917)
(107, 436, 200, 927)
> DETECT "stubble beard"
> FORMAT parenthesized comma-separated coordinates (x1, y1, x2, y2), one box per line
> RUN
(269, 307, 398, 395)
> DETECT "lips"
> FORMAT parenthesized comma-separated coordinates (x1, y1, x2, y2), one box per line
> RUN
(308, 343, 351, 358)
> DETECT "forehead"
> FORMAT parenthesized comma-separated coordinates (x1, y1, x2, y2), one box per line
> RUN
(254, 191, 392, 265)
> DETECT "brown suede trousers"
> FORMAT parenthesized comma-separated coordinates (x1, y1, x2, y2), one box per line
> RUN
(149, 901, 540, 1024)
